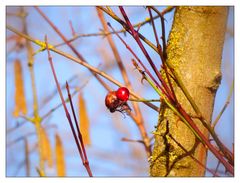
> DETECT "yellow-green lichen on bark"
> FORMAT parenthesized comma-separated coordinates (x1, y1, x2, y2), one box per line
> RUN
(150, 6, 228, 176)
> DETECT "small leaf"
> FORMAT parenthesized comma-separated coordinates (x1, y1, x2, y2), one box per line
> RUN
(79, 93, 91, 145)
(55, 134, 65, 176)
(13, 59, 27, 117)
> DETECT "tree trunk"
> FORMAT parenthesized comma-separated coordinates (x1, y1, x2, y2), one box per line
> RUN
(150, 6, 228, 176)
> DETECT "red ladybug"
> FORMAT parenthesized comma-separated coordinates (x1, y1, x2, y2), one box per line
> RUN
(116, 87, 129, 102)
(105, 88, 131, 114)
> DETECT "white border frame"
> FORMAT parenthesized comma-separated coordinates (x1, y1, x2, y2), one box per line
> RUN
(1, 1, 239, 183)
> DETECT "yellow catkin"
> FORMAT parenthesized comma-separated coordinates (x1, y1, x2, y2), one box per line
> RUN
(79, 93, 91, 145)
(40, 127, 53, 168)
(13, 59, 27, 117)
(55, 134, 65, 176)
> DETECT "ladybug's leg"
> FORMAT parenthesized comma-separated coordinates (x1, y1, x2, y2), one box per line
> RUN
(119, 102, 131, 112)
(115, 109, 127, 118)
(115, 102, 131, 117)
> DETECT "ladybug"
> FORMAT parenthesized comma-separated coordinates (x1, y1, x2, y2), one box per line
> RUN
(105, 88, 131, 114)
(105, 91, 121, 113)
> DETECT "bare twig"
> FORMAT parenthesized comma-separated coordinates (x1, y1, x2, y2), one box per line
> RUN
(121, 137, 144, 144)
(213, 160, 221, 177)
(69, 20, 76, 36)
(97, 8, 151, 156)
(149, 7, 167, 59)
(45, 35, 93, 177)
(6, 24, 159, 112)
(147, 7, 178, 104)
(24, 138, 30, 176)
(34, 6, 111, 92)
(20, 7, 44, 173)
(212, 80, 234, 128)
(7, 124, 57, 147)
(97, 6, 158, 54)
(41, 88, 79, 121)
(54, 13, 162, 48)
(54, 6, 175, 49)
(66, 82, 93, 176)
(129, 98, 160, 102)
(40, 74, 78, 108)
(169, 134, 219, 176)
(119, 7, 175, 102)
(107, 22, 167, 98)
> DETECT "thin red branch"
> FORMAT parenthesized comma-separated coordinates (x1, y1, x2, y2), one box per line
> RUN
(107, 22, 169, 98)
(45, 36, 93, 177)
(177, 105, 234, 175)
(149, 7, 167, 59)
(119, 7, 175, 103)
(69, 20, 76, 36)
(147, 7, 178, 104)
(65, 82, 93, 176)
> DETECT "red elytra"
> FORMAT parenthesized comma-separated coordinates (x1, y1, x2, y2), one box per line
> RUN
(116, 87, 129, 102)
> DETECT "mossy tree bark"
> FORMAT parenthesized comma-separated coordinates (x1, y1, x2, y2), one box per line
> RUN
(150, 7, 228, 176)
